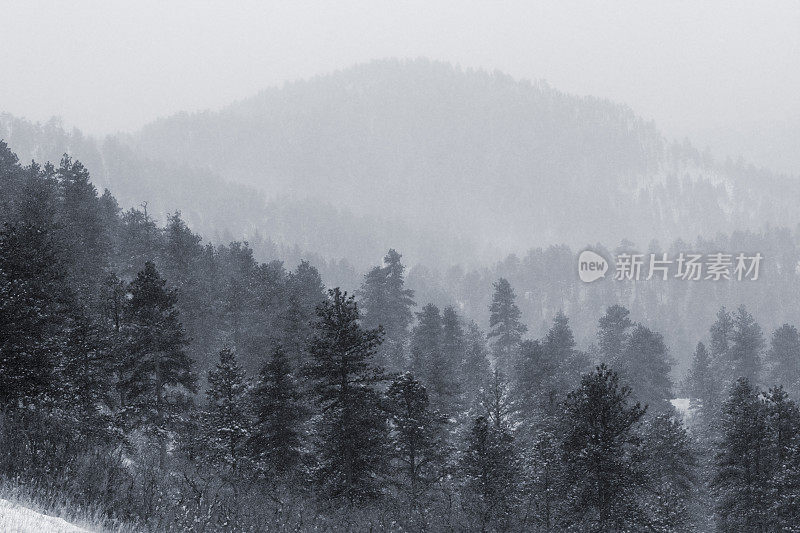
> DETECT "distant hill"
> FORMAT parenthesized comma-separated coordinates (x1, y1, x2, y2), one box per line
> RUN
(4, 59, 798, 273)
(134, 58, 800, 255)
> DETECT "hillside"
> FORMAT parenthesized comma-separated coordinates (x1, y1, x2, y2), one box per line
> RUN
(134, 58, 800, 254)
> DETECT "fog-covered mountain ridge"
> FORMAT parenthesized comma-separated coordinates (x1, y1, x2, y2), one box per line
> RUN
(2, 59, 797, 272)
(134, 58, 799, 252)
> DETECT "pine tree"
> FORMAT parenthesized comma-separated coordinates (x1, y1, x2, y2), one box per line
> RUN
(597, 304, 633, 366)
(763, 387, 800, 530)
(250, 346, 305, 476)
(713, 378, 771, 532)
(439, 305, 465, 409)
(685, 342, 713, 402)
(710, 306, 734, 360)
(513, 339, 548, 417)
(305, 288, 390, 501)
(561, 364, 647, 530)
(730, 305, 764, 385)
(411, 303, 460, 412)
(618, 324, 673, 413)
(481, 369, 516, 430)
(0, 223, 67, 406)
(119, 261, 196, 467)
(441, 306, 465, 376)
(460, 415, 521, 531)
(61, 310, 117, 442)
(639, 414, 697, 531)
(522, 426, 563, 532)
(488, 278, 527, 374)
(204, 347, 251, 476)
(766, 324, 800, 396)
(278, 260, 326, 368)
(461, 322, 491, 407)
(56, 155, 108, 305)
(384, 373, 449, 516)
(541, 312, 589, 415)
(357, 249, 416, 372)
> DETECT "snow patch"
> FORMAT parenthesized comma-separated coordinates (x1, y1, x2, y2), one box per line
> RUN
(0, 499, 90, 533)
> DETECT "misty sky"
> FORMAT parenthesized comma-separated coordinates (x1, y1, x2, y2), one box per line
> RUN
(2, 1, 799, 158)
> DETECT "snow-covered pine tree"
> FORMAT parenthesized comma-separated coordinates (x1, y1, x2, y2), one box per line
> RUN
(461, 322, 491, 407)
(618, 324, 673, 413)
(561, 364, 647, 530)
(204, 347, 252, 476)
(480, 368, 516, 430)
(730, 305, 764, 386)
(639, 414, 697, 531)
(0, 223, 66, 406)
(766, 324, 800, 397)
(460, 415, 521, 531)
(713, 378, 771, 532)
(249, 346, 305, 477)
(119, 261, 196, 467)
(764, 387, 800, 530)
(487, 278, 526, 375)
(61, 310, 117, 442)
(305, 288, 390, 502)
(411, 303, 460, 413)
(685, 342, 714, 405)
(384, 372, 449, 517)
(357, 249, 415, 372)
(596, 304, 633, 367)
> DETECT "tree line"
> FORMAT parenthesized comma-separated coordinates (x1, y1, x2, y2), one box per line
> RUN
(2, 142, 800, 531)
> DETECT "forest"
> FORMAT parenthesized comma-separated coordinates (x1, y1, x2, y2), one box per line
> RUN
(2, 139, 800, 532)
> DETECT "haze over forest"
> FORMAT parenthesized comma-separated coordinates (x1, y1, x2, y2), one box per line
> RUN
(3, 4, 800, 531)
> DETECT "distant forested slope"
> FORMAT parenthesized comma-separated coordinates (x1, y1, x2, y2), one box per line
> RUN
(134, 58, 800, 253)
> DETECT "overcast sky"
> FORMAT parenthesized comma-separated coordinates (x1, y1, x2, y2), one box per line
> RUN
(2, 1, 799, 150)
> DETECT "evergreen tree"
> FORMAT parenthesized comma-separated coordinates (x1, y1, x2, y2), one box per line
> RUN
(411, 303, 460, 412)
(713, 378, 771, 532)
(481, 369, 516, 430)
(119, 261, 196, 466)
(461, 322, 491, 407)
(561, 364, 647, 530)
(685, 342, 714, 402)
(766, 324, 800, 396)
(0, 223, 67, 406)
(441, 306, 465, 375)
(522, 427, 563, 532)
(597, 304, 633, 365)
(460, 415, 521, 531)
(384, 373, 449, 516)
(439, 305, 465, 409)
(639, 414, 697, 532)
(488, 278, 527, 374)
(250, 346, 305, 476)
(710, 306, 734, 361)
(618, 324, 673, 413)
(540, 312, 589, 415)
(305, 288, 390, 501)
(513, 339, 549, 418)
(204, 347, 251, 476)
(730, 305, 764, 385)
(357, 249, 416, 372)
(56, 155, 108, 306)
(278, 260, 325, 368)
(61, 310, 117, 442)
(763, 387, 800, 530)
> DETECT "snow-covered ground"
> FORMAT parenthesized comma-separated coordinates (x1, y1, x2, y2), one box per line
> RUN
(0, 499, 90, 533)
